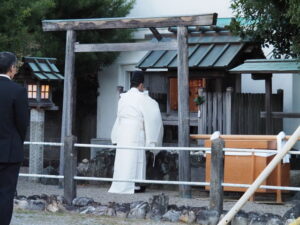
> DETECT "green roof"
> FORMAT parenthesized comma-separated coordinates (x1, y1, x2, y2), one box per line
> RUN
(216, 18, 232, 27)
(137, 33, 247, 69)
(230, 59, 300, 74)
(23, 57, 64, 81)
(136, 17, 256, 70)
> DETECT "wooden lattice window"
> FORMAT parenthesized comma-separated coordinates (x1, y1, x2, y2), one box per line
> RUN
(27, 84, 37, 99)
(41, 85, 50, 99)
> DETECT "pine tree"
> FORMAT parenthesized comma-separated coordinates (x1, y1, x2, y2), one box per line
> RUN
(0, 0, 135, 109)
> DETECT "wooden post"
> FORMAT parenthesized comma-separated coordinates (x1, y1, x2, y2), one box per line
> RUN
(166, 78, 171, 115)
(59, 30, 76, 179)
(64, 135, 77, 205)
(225, 87, 233, 134)
(209, 135, 224, 216)
(217, 92, 223, 132)
(177, 26, 191, 198)
(265, 75, 272, 134)
(199, 89, 207, 134)
(235, 74, 241, 93)
(212, 93, 217, 131)
(197, 88, 205, 146)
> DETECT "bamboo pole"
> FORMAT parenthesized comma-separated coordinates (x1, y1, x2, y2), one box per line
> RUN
(217, 126, 300, 225)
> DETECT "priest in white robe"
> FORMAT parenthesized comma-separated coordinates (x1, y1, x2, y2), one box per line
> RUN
(109, 71, 163, 194)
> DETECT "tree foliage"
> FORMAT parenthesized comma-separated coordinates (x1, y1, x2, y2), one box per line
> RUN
(0, 0, 135, 109)
(230, 0, 300, 57)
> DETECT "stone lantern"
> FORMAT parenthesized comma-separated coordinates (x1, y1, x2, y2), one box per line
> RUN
(17, 57, 64, 181)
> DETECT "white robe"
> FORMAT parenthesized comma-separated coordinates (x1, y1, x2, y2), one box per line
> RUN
(109, 88, 163, 194)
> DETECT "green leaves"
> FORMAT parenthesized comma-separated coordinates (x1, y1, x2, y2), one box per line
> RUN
(193, 96, 205, 106)
(230, 0, 300, 57)
(0, 0, 135, 109)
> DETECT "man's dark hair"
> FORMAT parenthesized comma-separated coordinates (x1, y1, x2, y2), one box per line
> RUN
(130, 71, 144, 88)
(0, 52, 17, 74)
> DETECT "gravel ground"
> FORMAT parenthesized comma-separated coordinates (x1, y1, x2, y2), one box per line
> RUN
(16, 177, 292, 217)
(11, 210, 184, 225)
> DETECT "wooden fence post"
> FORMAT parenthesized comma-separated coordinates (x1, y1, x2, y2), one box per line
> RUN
(64, 135, 77, 205)
(197, 88, 205, 146)
(225, 87, 233, 134)
(209, 132, 224, 216)
(265, 75, 273, 134)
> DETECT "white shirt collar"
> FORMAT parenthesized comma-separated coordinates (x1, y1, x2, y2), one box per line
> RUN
(0, 74, 11, 80)
(130, 87, 144, 93)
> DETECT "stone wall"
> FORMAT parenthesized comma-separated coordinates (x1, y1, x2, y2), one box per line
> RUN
(14, 193, 300, 224)
(78, 150, 206, 185)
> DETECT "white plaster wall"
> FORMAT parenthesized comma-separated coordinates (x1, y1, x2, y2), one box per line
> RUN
(97, 64, 118, 139)
(289, 74, 300, 135)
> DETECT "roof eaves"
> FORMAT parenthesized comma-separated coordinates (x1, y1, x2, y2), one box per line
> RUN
(210, 43, 230, 67)
(194, 44, 215, 66)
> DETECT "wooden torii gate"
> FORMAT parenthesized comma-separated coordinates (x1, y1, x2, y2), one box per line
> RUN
(42, 14, 217, 201)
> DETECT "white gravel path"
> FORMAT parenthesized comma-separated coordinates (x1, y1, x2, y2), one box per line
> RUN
(11, 210, 185, 225)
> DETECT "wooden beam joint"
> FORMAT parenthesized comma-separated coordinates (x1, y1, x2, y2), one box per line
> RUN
(149, 27, 162, 41)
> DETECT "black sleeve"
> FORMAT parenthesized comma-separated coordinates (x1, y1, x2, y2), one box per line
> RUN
(14, 87, 29, 141)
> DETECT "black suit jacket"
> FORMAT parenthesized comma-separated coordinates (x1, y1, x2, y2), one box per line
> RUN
(0, 76, 29, 162)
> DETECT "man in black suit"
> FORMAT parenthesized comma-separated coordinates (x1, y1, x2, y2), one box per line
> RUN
(0, 52, 29, 225)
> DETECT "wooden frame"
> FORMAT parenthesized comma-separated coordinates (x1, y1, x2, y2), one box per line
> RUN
(42, 14, 217, 31)
(42, 14, 217, 200)
(74, 41, 178, 52)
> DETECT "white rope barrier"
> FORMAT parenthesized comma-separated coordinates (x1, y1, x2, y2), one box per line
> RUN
(23, 141, 300, 155)
(18, 173, 300, 192)
(19, 173, 64, 179)
(21, 140, 300, 193)
(74, 143, 209, 151)
(223, 183, 300, 191)
(74, 176, 210, 186)
(24, 141, 63, 147)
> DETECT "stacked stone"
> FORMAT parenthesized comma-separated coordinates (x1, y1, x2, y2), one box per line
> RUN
(80, 151, 205, 184)
(14, 193, 300, 225)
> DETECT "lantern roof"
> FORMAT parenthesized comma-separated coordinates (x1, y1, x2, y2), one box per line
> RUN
(22, 57, 64, 81)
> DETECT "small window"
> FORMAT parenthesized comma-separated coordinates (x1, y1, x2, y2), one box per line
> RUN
(41, 85, 50, 99)
(27, 84, 37, 99)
